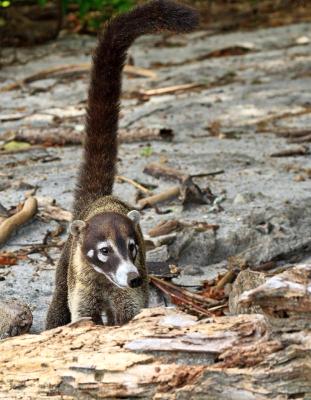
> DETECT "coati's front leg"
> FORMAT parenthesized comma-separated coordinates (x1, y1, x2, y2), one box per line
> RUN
(68, 282, 104, 325)
(46, 240, 71, 329)
(106, 286, 148, 326)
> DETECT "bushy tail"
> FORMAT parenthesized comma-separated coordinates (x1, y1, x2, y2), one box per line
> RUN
(73, 0, 199, 216)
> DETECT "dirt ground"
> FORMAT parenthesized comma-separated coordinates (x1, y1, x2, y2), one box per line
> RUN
(0, 21, 310, 332)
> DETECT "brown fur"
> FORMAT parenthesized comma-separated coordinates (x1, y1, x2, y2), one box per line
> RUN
(46, 1, 198, 329)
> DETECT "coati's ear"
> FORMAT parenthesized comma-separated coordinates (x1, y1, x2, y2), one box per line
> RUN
(127, 210, 140, 225)
(70, 220, 87, 236)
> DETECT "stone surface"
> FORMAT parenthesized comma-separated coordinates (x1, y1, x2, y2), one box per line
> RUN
(0, 22, 310, 332)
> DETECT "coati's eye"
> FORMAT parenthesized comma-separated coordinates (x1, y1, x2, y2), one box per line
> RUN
(100, 247, 109, 255)
(128, 240, 137, 258)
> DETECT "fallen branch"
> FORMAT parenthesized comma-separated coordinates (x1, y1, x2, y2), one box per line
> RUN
(10, 126, 173, 147)
(143, 162, 224, 183)
(144, 163, 187, 182)
(0, 197, 38, 247)
(138, 186, 180, 209)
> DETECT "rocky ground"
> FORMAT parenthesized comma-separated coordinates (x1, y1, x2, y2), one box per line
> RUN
(0, 22, 310, 333)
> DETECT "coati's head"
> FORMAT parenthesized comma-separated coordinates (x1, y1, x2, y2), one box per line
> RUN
(70, 210, 143, 289)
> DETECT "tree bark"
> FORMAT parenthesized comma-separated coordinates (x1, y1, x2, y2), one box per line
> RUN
(0, 264, 310, 399)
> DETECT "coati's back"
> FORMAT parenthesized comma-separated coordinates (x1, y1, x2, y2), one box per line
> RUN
(46, 0, 199, 329)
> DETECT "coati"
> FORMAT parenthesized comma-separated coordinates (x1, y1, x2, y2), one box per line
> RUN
(46, 0, 199, 329)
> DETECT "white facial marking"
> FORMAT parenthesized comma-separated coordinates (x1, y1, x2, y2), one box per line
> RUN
(97, 241, 108, 250)
(115, 260, 139, 287)
(97, 253, 108, 263)
(109, 241, 139, 288)
(87, 249, 94, 258)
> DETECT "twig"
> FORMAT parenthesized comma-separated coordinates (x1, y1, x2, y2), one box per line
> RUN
(215, 270, 237, 290)
(270, 146, 310, 157)
(140, 83, 203, 97)
(288, 134, 311, 144)
(138, 186, 180, 209)
(144, 162, 224, 182)
(250, 261, 277, 272)
(150, 275, 218, 316)
(116, 175, 152, 194)
(119, 127, 174, 143)
(0, 197, 38, 247)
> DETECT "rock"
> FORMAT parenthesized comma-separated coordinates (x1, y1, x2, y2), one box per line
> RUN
(146, 245, 169, 262)
(228, 269, 266, 315)
(233, 192, 255, 205)
(0, 299, 32, 339)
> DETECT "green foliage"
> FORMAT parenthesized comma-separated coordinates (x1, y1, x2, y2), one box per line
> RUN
(0, 0, 11, 7)
(140, 146, 153, 158)
(0, 0, 134, 17)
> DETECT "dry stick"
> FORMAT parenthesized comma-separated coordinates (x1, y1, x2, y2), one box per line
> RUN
(150, 276, 219, 306)
(138, 186, 180, 209)
(270, 146, 310, 157)
(274, 129, 311, 138)
(144, 163, 186, 182)
(215, 270, 237, 290)
(144, 162, 224, 182)
(288, 134, 311, 144)
(116, 175, 151, 194)
(0, 63, 156, 92)
(140, 83, 203, 97)
(119, 127, 173, 144)
(250, 261, 277, 272)
(150, 276, 217, 316)
(0, 197, 38, 247)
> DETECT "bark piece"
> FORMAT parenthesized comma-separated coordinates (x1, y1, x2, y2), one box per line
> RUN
(0, 308, 310, 399)
(239, 264, 311, 315)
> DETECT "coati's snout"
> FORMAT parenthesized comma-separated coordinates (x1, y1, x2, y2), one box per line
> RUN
(71, 211, 143, 289)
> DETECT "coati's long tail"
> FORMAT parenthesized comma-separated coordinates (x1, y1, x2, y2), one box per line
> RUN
(73, 0, 199, 215)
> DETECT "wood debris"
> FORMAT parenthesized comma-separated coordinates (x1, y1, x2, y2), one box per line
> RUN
(139, 83, 204, 97)
(0, 197, 38, 248)
(239, 264, 311, 315)
(0, 304, 309, 399)
(7, 126, 173, 147)
(138, 186, 180, 209)
(270, 145, 310, 157)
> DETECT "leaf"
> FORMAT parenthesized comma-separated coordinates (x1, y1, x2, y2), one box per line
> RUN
(3, 141, 31, 152)
(0, 253, 17, 266)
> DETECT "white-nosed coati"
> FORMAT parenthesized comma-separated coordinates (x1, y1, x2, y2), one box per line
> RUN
(46, 0, 199, 329)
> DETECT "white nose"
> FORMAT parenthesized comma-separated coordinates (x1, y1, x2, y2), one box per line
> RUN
(115, 261, 139, 287)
